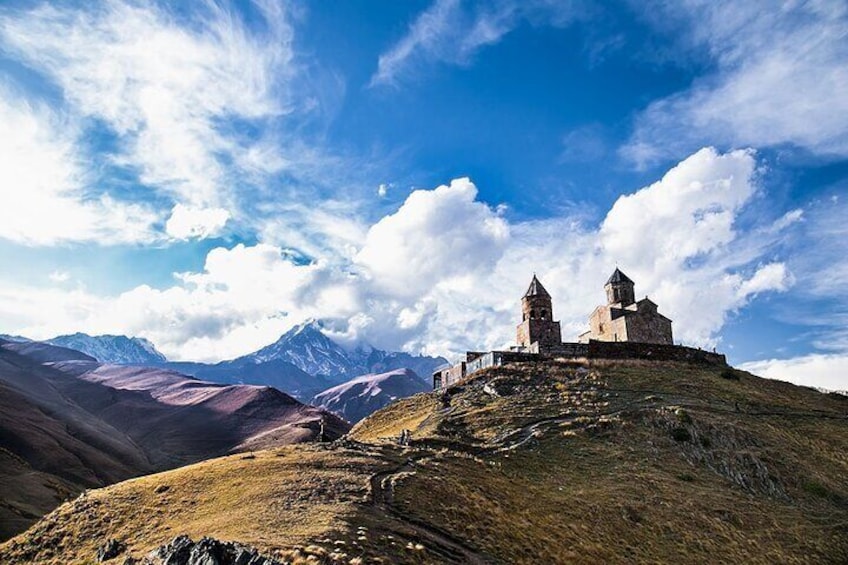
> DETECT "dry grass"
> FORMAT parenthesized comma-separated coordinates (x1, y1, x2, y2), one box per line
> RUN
(350, 392, 441, 443)
(0, 445, 390, 564)
(4, 359, 847, 564)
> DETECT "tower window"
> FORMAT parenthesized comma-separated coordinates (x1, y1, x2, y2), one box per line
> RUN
(541, 309, 547, 319)
(530, 309, 536, 319)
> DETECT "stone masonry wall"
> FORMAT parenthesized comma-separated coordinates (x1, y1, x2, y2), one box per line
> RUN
(623, 309, 673, 345)
(586, 340, 725, 365)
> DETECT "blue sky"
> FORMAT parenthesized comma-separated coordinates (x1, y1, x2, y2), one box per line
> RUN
(0, 0, 846, 389)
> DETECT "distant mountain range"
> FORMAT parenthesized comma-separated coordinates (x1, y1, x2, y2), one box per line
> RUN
(47, 333, 167, 365)
(0, 337, 348, 540)
(311, 368, 429, 423)
(236, 321, 448, 384)
(13, 322, 448, 402)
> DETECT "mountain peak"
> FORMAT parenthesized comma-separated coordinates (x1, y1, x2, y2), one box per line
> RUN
(241, 321, 445, 385)
(46, 333, 167, 365)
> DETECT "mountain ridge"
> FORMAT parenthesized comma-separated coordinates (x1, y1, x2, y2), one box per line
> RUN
(0, 339, 349, 541)
(311, 367, 429, 423)
(20, 323, 448, 402)
(47, 333, 167, 365)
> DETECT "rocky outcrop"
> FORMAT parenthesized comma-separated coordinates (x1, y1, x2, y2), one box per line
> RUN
(97, 539, 125, 562)
(117, 535, 284, 565)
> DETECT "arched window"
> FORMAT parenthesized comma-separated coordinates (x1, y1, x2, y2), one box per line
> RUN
(541, 309, 547, 319)
(530, 309, 536, 319)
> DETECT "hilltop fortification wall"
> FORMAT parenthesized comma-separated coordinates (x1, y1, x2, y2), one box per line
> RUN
(433, 341, 726, 389)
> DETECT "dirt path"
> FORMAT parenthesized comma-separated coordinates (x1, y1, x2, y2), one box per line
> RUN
(367, 452, 493, 564)
(483, 387, 847, 454)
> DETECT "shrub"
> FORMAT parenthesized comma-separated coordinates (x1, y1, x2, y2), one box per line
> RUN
(802, 479, 830, 498)
(719, 368, 740, 380)
(675, 408, 692, 424)
(670, 427, 691, 442)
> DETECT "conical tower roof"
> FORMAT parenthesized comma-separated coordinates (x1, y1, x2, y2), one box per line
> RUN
(606, 267, 634, 285)
(524, 275, 551, 298)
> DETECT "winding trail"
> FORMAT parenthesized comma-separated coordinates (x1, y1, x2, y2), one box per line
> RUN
(357, 378, 846, 563)
(366, 451, 492, 564)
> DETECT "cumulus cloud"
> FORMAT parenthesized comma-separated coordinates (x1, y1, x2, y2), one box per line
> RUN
(165, 204, 230, 240)
(0, 89, 160, 245)
(0, 147, 798, 363)
(740, 354, 848, 392)
(355, 178, 510, 297)
(623, 0, 848, 165)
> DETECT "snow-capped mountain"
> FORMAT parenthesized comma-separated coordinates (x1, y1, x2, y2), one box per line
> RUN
(46, 333, 167, 365)
(238, 320, 448, 384)
(242, 321, 359, 379)
(311, 368, 429, 423)
(0, 334, 31, 343)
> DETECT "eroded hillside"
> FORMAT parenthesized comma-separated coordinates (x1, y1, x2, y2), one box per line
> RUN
(3, 359, 847, 564)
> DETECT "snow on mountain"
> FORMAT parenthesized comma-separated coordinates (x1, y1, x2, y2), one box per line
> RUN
(46, 333, 167, 365)
(239, 320, 449, 385)
(242, 321, 360, 380)
(0, 334, 31, 343)
(311, 368, 429, 423)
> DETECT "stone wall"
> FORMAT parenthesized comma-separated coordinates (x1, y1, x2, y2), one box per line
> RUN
(516, 318, 562, 349)
(433, 341, 726, 389)
(586, 340, 725, 365)
(585, 306, 627, 342)
(623, 305, 673, 345)
(544, 342, 590, 357)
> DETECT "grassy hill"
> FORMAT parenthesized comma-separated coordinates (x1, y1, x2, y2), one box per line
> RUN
(2, 358, 847, 564)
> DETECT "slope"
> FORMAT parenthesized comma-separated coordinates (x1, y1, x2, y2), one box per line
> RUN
(0, 340, 349, 541)
(3, 359, 847, 564)
(312, 368, 429, 423)
(0, 343, 151, 540)
(167, 358, 332, 402)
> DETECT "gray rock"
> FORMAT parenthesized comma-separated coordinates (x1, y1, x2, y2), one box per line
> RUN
(97, 538, 126, 562)
(144, 535, 283, 565)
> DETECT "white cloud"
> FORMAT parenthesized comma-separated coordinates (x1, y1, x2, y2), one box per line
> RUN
(0, 89, 160, 245)
(736, 263, 793, 299)
(370, 0, 583, 86)
(165, 204, 230, 240)
(0, 0, 293, 222)
(355, 178, 510, 297)
(623, 0, 848, 165)
(740, 354, 848, 392)
(0, 148, 800, 362)
(48, 271, 70, 283)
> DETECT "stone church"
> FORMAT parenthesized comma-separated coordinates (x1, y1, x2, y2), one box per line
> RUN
(577, 268, 673, 345)
(516, 275, 562, 350)
(434, 270, 719, 389)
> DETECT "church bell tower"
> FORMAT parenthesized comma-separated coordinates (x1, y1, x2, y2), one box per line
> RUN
(516, 275, 562, 352)
(604, 268, 635, 306)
